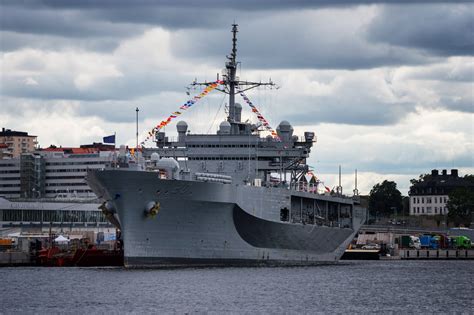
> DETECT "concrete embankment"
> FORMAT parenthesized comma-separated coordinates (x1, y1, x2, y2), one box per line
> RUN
(343, 249, 474, 260)
(0, 251, 32, 266)
(400, 249, 474, 260)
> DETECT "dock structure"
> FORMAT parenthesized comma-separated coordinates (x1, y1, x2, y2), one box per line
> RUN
(400, 249, 474, 260)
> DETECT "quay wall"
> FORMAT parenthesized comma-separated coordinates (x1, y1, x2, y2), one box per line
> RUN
(0, 251, 32, 266)
(400, 249, 474, 260)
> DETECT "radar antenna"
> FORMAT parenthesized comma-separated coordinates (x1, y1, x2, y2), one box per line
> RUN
(190, 24, 278, 128)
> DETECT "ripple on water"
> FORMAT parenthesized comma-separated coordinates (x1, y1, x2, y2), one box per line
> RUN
(0, 261, 473, 313)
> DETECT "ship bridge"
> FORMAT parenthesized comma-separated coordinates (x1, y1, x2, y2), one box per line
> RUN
(144, 119, 315, 186)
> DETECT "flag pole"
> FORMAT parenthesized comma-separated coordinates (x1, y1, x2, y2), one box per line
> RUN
(136, 107, 139, 150)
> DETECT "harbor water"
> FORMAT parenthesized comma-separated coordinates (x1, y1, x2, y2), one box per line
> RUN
(1, 261, 472, 313)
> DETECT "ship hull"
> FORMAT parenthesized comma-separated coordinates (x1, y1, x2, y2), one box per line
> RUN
(88, 170, 363, 268)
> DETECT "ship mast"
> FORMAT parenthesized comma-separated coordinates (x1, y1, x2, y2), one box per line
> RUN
(191, 24, 277, 133)
(227, 23, 238, 123)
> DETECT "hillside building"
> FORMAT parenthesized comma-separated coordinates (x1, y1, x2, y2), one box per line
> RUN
(408, 169, 472, 216)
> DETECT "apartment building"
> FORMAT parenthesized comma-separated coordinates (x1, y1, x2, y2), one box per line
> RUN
(0, 144, 115, 199)
(0, 128, 37, 158)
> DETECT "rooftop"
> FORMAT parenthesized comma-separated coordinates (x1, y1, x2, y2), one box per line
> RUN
(42, 143, 116, 154)
(409, 169, 474, 195)
(0, 128, 36, 138)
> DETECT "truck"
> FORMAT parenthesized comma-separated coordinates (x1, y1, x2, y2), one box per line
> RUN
(419, 235, 439, 249)
(400, 235, 421, 249)
(450, 236, 471, 249)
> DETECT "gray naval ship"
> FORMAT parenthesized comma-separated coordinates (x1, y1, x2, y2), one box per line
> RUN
(87, 25, 366, 268)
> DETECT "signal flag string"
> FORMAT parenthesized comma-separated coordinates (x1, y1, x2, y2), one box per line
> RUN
(236, 86, 279, 139)
(140, 80, 224, 147)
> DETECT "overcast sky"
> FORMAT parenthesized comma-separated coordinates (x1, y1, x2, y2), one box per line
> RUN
(1, 1, 473, 195)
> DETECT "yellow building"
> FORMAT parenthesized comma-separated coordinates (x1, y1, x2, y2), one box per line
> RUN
(0, 128, 37, 159)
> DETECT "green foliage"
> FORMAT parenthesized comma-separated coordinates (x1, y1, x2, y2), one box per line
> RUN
(409, 173, 429, 185)
(368, 180, 403, 218)
(463, 174, 474, 184)
(402, 196, 410, 216)
(447, 187, 474, 228)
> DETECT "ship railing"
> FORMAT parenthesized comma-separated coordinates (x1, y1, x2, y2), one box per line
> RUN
(290, 182, 320, 194)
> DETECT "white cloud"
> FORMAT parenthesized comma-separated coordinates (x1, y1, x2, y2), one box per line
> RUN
(23, 77, 38, 86)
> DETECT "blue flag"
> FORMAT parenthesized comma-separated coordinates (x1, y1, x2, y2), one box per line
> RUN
(103, 134, 115, 144)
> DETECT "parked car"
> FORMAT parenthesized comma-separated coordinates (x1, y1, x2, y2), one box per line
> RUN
(362, 243, 380, 250)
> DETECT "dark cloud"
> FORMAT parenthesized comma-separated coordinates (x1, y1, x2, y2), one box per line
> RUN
(171, 12, 434, 70)
(282, 95, 413, 126)
(0, 31, 121, 52)
(0, 5, 144, 38)
(2, 1, 471, 68)
(3, 1, 471, 11)
(367, 4, 474, 56)
(1, 71, 190, 102)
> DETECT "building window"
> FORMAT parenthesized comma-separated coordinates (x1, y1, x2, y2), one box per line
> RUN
(427, 207, 432, 213)
(434, 207, 437, 214)
(421, 207, 424, 213)
(434, 197, 437, 203)
(427, 197, 432, 204)
(422, 197, 424, 203)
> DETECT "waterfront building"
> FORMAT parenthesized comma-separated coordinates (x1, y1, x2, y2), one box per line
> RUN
(0, 197, 112, 234)
(0, 143, 115, 199)
(408, 169, 472, 216)
(0, 159, 20, 198)
(0, 128, 38, 159)
(0, 138, 117, 236)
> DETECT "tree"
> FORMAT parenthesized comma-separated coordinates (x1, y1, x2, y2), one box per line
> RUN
(463, 175, 474, 184)
(410, 174, 429, 185)
(368, 180, 403, 220)
(447, 187, 474, 228)
(402, 196, 410, 217)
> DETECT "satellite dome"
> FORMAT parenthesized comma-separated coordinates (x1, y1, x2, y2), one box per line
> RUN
(156, 158, 179, 171)
(156, 158, 180, 179)
(278, 120, 292, 132)
(150, 152, 160, 161)
(219, 121, 231, 134)
(176, 121, 188, 133)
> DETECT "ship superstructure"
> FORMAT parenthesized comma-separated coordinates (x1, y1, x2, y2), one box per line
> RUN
(87, 25, 366, 267)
